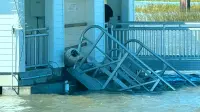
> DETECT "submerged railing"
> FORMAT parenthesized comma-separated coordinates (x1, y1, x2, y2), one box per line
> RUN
(74, 25, 196, 91)
(25, 28, 48, 69)
(107, 22, 200, 60)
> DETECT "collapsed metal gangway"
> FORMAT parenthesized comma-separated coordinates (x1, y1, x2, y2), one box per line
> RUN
(67, 25, 197, 92)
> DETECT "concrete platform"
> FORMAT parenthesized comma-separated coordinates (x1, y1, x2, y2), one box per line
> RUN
(1, 82, 65, 95)
(0, 68, 73, 95)
(0, 75, 18, 87)
(2, 87, 31, 96)
(31, 82, 65, 94)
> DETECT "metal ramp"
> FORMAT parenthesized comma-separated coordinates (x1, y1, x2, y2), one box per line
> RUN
(67, 25, 197, 92)
(68, 67, 102, 90)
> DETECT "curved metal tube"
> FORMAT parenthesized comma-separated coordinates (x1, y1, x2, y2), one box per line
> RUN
(76, 25, 176, 90)
(124, 39, 197, 87)
(78, 25, 105, 52)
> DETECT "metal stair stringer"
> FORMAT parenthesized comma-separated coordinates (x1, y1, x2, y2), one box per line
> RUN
(124, 39, 197, 88)
(67, 67, 102, 90)
(68, 25, 182, 92)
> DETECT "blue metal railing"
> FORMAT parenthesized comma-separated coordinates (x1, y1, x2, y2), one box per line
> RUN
(108, 22, 200, 59)
(25, 28, 49, 69)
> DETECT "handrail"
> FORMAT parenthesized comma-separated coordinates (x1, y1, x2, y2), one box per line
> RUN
(76, 25, 176, 91)
(25, 34, 48, 38)
(111, 22, 200, 29)
(26, 28, 49, 32)
(124, 39, 197, 87)
(113, 27, 200, 30)
(113, 21, 200, 25)
(25, 28, 49, 69)
(12, 0, 24, 95)
(109, 22, 200, 60)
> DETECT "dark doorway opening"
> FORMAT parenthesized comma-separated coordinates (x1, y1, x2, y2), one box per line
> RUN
(0, 87, 2, 95)
(105, 4, 113, 23)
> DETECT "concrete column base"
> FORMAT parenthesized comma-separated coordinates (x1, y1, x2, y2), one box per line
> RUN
(2, 87, 31, 96)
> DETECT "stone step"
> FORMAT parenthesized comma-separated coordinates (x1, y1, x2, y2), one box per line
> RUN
(20, 68, 52, 78)
(2, 87, 31, 96)
(19, 68, 63, 86)
(19, 68, 52, 86)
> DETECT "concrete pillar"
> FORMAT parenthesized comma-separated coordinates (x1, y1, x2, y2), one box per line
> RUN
(45, 0, 65, 68)
(15, 28, 26, 72)
(84, 0, 105, 62)
(14, 0, 26, 72)
(94, 0, 105, 62)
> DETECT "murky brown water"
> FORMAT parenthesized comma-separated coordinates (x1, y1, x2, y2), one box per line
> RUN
(1, 87, 200, 112)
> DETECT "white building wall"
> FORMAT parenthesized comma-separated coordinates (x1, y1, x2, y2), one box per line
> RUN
(64, 0, 87, 48)
(64, 0, 105, 62)
(25, 0, 45, 29)
(46, 0, 105, 67)
(0, 0, 25, 73)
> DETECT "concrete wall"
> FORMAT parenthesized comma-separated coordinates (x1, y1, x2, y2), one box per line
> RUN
(64, 0, 87, 47)
(64, 0, 104, 47)
(25, 0, 45, 29)
(121, 0, 134, 22)
(107, 0, 134, 22)
(64, 0, 105, 62)
(107, 0, 122, 21)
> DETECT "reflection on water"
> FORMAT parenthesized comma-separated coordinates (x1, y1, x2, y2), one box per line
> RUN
(0, 96, 31, 112)
(1, 87, 200, 112)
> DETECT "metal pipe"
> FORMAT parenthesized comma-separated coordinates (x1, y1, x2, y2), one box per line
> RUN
(125, 39, 197, 87)
(77, 25, 177, 90)
(82, 60, 120, 73)
(25, 34, 48, 38)
(120, 80, 157, 91)
(26, 28, 49, 32)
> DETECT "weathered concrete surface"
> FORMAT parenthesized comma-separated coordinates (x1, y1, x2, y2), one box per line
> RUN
(0, 75, 18, 87)
(31, 82, 65, 94)
(2, 87, 31, 96)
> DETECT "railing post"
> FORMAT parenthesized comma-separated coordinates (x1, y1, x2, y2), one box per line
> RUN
(162, 24, 165, 57)
(34, 30, 37, 69)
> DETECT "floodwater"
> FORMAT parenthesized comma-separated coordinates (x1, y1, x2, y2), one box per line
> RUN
(1, 87, 200, 112)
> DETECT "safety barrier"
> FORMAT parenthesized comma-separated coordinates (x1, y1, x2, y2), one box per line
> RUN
(25, 28, 48, 69)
